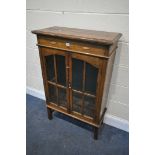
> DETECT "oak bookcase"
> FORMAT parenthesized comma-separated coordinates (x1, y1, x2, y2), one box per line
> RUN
(32, 26, 122, 139)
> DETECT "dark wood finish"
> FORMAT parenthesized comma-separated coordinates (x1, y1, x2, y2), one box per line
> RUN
(65, 52, 70, 113)
(53, 55, 59, 105)
(47, 107, 53, 120)
(81, 62, 86, 115)
(68, 53, 73, 113)
(94, 127, 99, 140)
(32, 26, 122, 140)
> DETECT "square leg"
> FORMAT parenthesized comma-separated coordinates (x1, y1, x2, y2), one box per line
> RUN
(47, 107, 54, 120)
(94, 127, 99, 140)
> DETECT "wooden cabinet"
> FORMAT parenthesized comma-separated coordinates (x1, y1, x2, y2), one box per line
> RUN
(32, 26, 122, 139)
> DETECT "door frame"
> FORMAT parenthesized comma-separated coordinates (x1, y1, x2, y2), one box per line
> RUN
(69, 52, 103, 122)
(39, 47, 70, 112)
(38, 46, 104, 123)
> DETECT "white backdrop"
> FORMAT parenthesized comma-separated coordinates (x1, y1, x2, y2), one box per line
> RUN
(26, 0, 129, 131)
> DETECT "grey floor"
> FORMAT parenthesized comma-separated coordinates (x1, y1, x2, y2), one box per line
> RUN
(26, 94, 129, 155)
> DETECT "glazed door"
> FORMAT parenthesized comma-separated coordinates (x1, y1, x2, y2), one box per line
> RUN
(40, 47, 102, 118)
(40, 47, 69, 110)
(70, 53, 102, 120)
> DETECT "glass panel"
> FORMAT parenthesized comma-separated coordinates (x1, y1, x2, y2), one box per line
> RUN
(85, 63, 98, 95)
(72, 92, 82, 114)
(72, 58, 84, 91)
(58, 88, 67, 107)
(48, 84, 57, 104)
(45, 55, 55, 82)
(56, 55, 66, 86)
(83, 96, 95, 118)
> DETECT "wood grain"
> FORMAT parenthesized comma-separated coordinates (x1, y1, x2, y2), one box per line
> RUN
(32, 26, 122, 45)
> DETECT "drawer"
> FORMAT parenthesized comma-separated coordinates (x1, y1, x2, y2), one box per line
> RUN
(37, 36, 107, 57)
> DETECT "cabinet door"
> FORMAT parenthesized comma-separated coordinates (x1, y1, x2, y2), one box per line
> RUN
(70, 53, 102, 120)
(40, 47, 69, 110)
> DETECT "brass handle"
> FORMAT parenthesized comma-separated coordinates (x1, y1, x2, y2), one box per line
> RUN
(83, 46, 90, 50)
(66, 42, 71, 47)
(50, 41, 56, 45)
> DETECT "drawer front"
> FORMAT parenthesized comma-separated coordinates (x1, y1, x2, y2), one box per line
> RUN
(38, 36, 107, 57)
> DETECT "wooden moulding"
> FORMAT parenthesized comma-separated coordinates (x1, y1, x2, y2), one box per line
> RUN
(37, 43, 111, 59)
(32, 26, 122, 45)
(47, 103, 100, 128)
(47, 81, 96, 98)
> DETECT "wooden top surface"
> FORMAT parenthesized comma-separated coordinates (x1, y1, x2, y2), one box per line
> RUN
(32, 26, 122, 45)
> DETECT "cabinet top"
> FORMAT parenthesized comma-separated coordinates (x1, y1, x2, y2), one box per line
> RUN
(32, 26, 122, 45)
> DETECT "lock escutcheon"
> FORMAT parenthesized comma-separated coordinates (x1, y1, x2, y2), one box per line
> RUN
(68, 82, 71, 88)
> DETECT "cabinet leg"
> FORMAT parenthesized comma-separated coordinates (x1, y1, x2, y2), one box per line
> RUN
(101, 107, 107, 125)
(47, 107, 53, 120)
(94, 127, 99, 140)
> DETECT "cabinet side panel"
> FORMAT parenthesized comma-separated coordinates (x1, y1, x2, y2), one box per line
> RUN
(95, 59, 108, 123)
(37, 46, 49, 102)
(100, 51, 116, 119)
